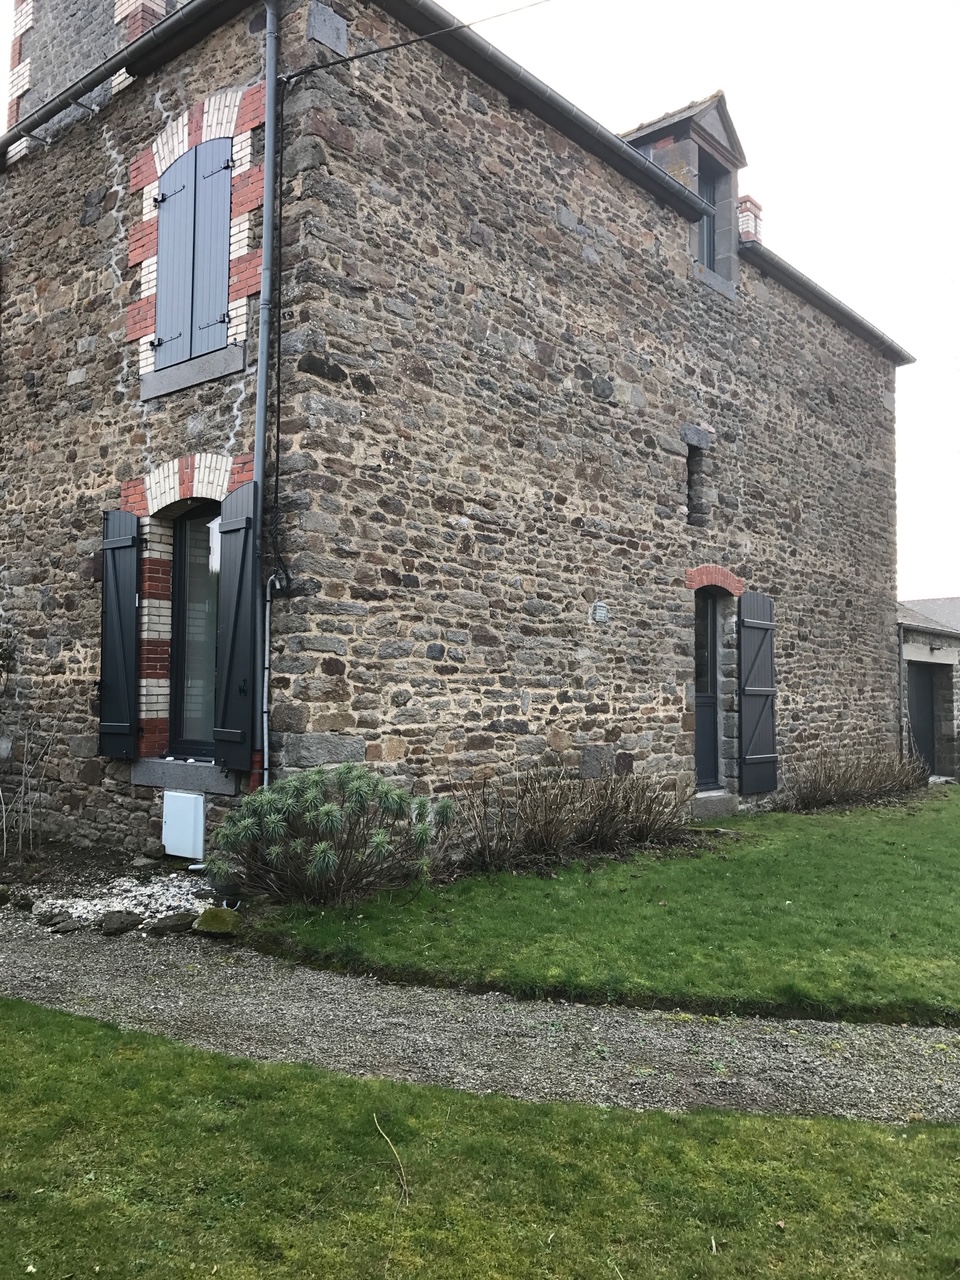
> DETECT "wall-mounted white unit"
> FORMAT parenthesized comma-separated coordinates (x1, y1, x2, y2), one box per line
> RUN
(162, 790, 205, 861)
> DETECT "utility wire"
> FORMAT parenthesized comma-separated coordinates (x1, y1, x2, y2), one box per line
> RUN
(283, 0, 553, 85)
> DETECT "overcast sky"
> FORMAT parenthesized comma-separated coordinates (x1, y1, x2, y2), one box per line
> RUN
(2, 0, 956, 599)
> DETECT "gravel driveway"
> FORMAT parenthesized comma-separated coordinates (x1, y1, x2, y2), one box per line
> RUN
(2, 905, 958, 1124)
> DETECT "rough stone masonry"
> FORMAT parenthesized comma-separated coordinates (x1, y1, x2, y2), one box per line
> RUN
(0, 0, 904, 854)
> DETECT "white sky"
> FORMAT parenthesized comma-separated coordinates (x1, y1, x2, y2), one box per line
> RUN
(1, 0, 957, 599)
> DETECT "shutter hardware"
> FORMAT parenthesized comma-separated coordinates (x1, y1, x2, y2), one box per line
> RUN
(203, 158, 233, 178)
(198, 313, 230, 331)
(154, 183, 185, 206)
(149, 331, 182, 349)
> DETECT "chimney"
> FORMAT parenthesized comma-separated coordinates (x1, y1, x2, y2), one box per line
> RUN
(738, 195, 763, 243)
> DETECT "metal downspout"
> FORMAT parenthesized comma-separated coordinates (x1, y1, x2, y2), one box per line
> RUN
(250, 0, 279, 786)
(898, 622, 905, 759)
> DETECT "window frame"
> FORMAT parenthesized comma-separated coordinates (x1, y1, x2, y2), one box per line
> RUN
(168, 499, 222, 760)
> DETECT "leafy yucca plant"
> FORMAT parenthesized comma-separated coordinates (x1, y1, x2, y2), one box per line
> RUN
(208, 763, 456, 906)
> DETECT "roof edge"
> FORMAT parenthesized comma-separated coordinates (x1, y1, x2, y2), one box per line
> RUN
(373, 0, 711, 223)
(739, 240, 915, 366)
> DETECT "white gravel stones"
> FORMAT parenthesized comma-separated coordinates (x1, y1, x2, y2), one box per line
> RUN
(28, 872, 209, 926)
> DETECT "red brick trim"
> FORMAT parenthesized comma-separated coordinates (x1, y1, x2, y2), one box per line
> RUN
(124, 3, 165, 45)
(231, 163, 265, 216)
(130, 147, 158, 193)
(229, 249, 262, 302)
(120, 476, 147, 516)
(10, 36, 23, 70)
(139, 718, 169, 759)
(187, 100, 204, 150)
(685, 564, 746, 597)
(236, 82, 266, 133)
(141, 557, 172, 600)
(7, 100, 19, 129)
(128, 218, 158, 267)
(228, 453, 254, 493)
(141, 639, 171, 680)
(126, 295, 156, 343)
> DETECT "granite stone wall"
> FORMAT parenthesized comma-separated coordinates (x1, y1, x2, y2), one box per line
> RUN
(0, 0, 901, 855)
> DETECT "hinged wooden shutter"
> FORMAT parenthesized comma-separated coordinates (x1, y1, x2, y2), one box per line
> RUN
(99, 510, 139, 759)
(739, 590, 777, 795)
(213, 482, 257, 771)
(191, 137, 232, 359)
(154, 148, 197, 370)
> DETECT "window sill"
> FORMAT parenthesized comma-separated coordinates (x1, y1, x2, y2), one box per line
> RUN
(130, 757, 239, 795)
(690, 262, 737, 301)
(140, 343, 246, 401)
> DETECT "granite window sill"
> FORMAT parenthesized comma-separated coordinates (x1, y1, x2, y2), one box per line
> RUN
(140, 343, 246, 401)
(690, 262, 737, 301)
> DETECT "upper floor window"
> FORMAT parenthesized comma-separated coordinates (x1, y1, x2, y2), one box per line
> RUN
(697, 158, 720, 274)
(153, 138, 232, 370)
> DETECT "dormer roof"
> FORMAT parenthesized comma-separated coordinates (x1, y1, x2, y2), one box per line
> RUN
(622, 91, 747, 171)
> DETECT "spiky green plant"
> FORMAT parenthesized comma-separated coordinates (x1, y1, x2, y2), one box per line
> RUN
(213, 764, 457, 906)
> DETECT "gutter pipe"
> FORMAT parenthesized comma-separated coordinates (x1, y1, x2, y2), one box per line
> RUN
(248, 0, 277, 788)
(262, 574, 280, 786)
(739, 239, 915, 367)
(898, 621, 905, 760)
(250, 0, 279, 784)
(0, 0, 251, 167)
(372, 0, 713, 224)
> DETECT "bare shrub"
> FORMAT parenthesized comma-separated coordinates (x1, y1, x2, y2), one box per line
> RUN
(780, 751, 930, 813)
(208, 763, 456, 906)
(452, 766, 690, 874)
(0, 702, 64, 860)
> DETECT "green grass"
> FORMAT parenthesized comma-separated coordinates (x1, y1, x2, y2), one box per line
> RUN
(258, 789, 960, 1024)
(3, 997, 960, 1278)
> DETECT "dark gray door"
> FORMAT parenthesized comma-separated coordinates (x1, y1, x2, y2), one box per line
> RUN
(907, 662, 936, 774)
(694, 590, 719, 789)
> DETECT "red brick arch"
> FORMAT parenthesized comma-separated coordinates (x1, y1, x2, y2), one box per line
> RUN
(684, 564, 746, 597)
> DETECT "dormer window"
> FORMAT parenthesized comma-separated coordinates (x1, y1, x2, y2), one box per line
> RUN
(622, 91, 746, 294)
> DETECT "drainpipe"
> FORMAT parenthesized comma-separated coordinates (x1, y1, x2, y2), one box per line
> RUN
(897, 622, 905, 760)
(262, 574, 281, 786)
(249, 0, 279, 791)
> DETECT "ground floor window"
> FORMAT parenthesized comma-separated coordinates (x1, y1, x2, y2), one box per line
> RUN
(170, 503, 221, 758)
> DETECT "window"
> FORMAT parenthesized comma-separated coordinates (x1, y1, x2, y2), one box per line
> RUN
(99, 482, 258, 772)
(153, 138, 232, 370)
(697, 155, 720, 273)
(169, 503, 222, 757)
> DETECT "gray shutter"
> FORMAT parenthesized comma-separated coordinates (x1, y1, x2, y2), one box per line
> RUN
(99, 510, 139, 759)
(154, 147, 197, 370)
(213, 482, 257, 772)
(739, 590, 778, 795)
(191, 137, 232, 359)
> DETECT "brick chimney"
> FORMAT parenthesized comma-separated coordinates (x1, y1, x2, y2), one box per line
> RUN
(738, 195, 763, 243)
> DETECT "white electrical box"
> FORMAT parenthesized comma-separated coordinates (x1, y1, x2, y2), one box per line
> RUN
(162, 790, 205, 861)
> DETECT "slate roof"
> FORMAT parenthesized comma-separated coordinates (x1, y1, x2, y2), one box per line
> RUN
(901, 598, 960, 632)
(898, 601, 960, 638)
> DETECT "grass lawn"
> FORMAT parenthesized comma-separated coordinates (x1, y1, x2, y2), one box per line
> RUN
(2, 998, 960, 1279)
(258, 788, 960, 1024)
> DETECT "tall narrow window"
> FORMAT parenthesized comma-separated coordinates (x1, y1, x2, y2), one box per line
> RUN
(170, 502, 221, 756)
(694, 589, 720, 789)
(698, 163, 717, 272)
(686, 445, 709, 527)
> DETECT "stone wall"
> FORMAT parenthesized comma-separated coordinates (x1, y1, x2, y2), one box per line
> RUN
(0, 0, 902, 856)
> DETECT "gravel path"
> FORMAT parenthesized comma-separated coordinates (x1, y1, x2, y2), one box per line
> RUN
(2, 905, 958, 1124)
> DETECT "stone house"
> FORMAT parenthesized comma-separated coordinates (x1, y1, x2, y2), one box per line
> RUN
(898, 601, 960, 779)
(0, 0, 914, 857)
